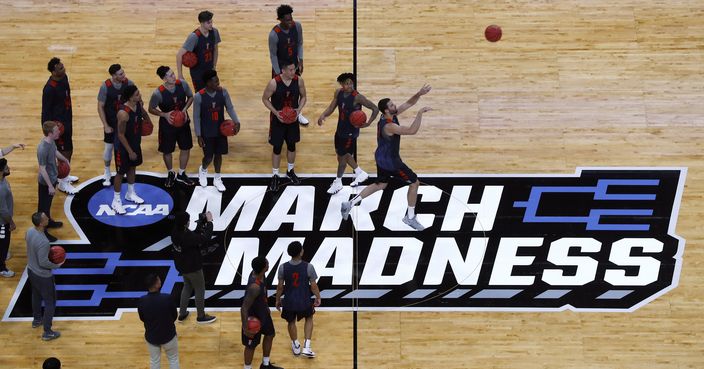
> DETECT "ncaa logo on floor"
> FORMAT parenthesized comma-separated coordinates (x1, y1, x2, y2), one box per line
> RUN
(87, 183, 173, 227)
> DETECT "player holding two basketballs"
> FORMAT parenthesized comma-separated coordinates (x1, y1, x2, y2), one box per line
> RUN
(317, 73, 379, 194)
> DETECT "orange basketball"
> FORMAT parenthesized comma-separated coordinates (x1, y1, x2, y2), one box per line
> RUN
(170, 110, 187, 128)
(279, 106, 298, 124)
(57, 160, 70, 179)
(182, 51, 198, 68)
(485, 24, 502, 42)
(49, 246, 66, 264)
(141, 118, 153, 136)
(350, 110, 367, 128)
(219, 119, 239, 136)
(247, 316, 261, 334)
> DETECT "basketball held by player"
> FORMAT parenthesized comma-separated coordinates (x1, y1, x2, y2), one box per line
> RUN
(317, 73, 380, 194)
(341, 85, 433, 231)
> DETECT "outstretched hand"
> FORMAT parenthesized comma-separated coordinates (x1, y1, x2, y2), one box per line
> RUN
(418, 84, 432, 96)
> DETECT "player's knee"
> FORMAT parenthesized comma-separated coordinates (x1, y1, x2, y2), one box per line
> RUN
(286, 141, 296, 152)
(272, 144, 283, 155)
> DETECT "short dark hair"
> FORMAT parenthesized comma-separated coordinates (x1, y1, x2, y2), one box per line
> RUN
(287, 241, 303, 257)
(198, 10, 213, 23)
(43, 357, 61, 369)
(280, 60, 296, 70)
(47, 57, 61, 73)
(144, 273, 160, 290)
(378, 98, 391, 113)
(31, 212, 44, 226)
(251, 256, 268, 274)
(337, 73, 355, 84)
(108, 64, 122, 76)
(202, 69, 218, 83)
(123, 85, 139, 101)
(0, 158, 7, 172)
(277, 4, 293, 20)
(156, 66, 170, 79)
(173, 211, 190, 231)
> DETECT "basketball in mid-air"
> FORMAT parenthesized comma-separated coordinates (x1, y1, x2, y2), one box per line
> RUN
(485, 25, 502, 42)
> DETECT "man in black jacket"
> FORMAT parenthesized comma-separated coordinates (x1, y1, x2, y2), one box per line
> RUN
(137, 273, 180, 369)
(171, 211, 216, 324)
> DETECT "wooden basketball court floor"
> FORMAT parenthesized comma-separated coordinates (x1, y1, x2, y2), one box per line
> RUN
(1, 0, 703, 368)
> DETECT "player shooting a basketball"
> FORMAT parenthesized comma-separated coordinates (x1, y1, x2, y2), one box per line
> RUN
(341, 84, 432, 231)
(317, 73, 379, 195)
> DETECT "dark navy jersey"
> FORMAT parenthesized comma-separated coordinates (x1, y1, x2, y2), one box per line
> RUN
(272, 24, 299, 69)
(42, 75, 72, 126)
(375, 115, 403, 170)
(282, 261, 311, 311)
(103, 79, 131, 126)
(192, 28, 216, 71)
(115, 104, 143, 150)
(270, 75, 300, 123)
(157, 80, 188, 125)
(336, 89, 360, 138)
(197, 87, 225, 138)
(246, 274, 271, 320)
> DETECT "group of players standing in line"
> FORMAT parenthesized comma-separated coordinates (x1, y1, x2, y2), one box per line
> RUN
(36, 5, 433, 368)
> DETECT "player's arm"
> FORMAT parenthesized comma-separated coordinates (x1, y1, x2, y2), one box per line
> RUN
(213, 44, 219, 69)
(183, 80, 195, 111)
(396, 84, 432, 115)
(268, 31, 281, 74)
(116, 110, 136, 159)
(97, 85, 112, 134)
(275, 277, 284, 311)
(355, 93, 380, 128)
(41, 87, 52, 125)
(0, 143, 25, 157)
(310, 279, 321, 307)
(55, 150, 69, 163)
(176, 48, 187, 80)
(317, 89, 339, 126)
(296, 22, 304, 75)
(241, 284, 260, 336)
(262, 79, 282, 121)
(383, 107, 432, 136)
(296, 77, 307, 115)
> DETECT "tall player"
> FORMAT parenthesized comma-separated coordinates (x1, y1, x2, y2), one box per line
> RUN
(148, 66, 195, 188)
(193, 70, 240, 192)
(341, 85, 433, 231)
(111, 85, 146, 215)
(275, 241, 321, 358)
(97, 64, 134, 187)
(317, 73, 379, 194)
(241, 256, 283, 369)
(42, 57, 77, 194)
(177, 10, 220, 91)
(269, 4, 308, 125)
(262, 61, 307, 192)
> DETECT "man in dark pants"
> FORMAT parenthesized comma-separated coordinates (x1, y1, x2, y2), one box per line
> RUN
(138, 273, 180, 369)
(241, 256, 283, 369)
(37, 121, 71, 242)
(171, 211, 216, 324)
(176, 10, 220, 91)
(0, 158, 15, 277)
(26, 212, 63, 341)
(42, 57, 78, 194)
(275, 241, 321, 358)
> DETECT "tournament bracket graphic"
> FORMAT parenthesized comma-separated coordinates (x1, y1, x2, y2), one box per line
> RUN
(3, 167, 687, 321)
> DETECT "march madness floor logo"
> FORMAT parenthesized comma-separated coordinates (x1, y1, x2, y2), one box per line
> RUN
(3, 167, 686, 320)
